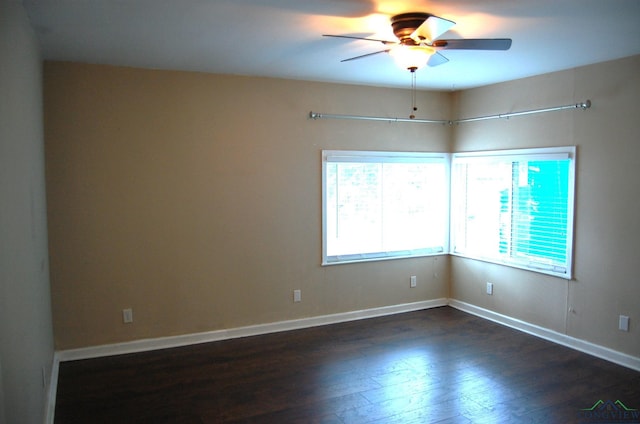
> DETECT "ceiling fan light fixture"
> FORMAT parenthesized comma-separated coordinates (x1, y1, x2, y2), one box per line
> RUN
(389, 45, 434, 70)
(325, 11, 512, 71)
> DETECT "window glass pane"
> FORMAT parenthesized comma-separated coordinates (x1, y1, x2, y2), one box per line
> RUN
(382, 162, 446, 252)
(451, 147, 574, 278)
(327, 162, 382, 256)
(462, 161, 512, 258)
(511, 160, 570, 266)
(323, 151, 448, 265)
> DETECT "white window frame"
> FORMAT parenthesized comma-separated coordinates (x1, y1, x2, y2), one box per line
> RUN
(322, 150, 450, 266)
(450, 146, 576, 279)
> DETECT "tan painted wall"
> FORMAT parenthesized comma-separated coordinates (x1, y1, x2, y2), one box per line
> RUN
(44, 62, 451, 349)
(45, 56, 640, 359)
(0, 1, 55, 423)
(451, 55, 640, 358)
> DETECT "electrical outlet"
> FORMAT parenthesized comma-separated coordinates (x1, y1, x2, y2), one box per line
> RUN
(293, 289, 301, 302)
(619, 315, 630, 332)
(122, 308, 133, 323)
(486, 282, 493, 295)
(410, 276, 417, 288)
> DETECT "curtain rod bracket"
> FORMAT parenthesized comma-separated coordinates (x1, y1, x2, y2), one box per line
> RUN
(580, 100, 592, 110)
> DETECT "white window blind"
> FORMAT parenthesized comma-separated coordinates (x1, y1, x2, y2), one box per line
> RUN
(322, 150, 449, 265)
(451, 147, 576, 278)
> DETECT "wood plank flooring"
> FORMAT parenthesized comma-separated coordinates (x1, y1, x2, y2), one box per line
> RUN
(54, 307, 640, 423)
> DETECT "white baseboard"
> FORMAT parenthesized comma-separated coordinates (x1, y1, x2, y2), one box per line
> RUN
(56, 298, 448, 362)
(448, 299, 640, 372)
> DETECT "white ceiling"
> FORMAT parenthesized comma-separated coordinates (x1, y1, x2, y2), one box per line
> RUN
(23, 0, 640, 90)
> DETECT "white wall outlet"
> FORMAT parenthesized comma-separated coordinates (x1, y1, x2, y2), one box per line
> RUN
(619, 315, 630, 332)
(410, 276, 417, 288)
(293, 289, 301, 302)
(486, 282, 494, 295)
(122, 308, 133, 323)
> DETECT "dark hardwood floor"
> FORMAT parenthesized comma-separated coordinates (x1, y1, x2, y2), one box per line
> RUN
(54, 307, 640, 423)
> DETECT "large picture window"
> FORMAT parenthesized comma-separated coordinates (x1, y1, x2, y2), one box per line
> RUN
(450, 147, 576, 278)
(322, 150, 449, 265)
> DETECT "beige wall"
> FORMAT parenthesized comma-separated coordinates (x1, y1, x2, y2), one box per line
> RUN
(44, 55, 639, 360)
(0, 1, 55, 423)
(44, 62, 451, 349)
(451, 55, 640, 358)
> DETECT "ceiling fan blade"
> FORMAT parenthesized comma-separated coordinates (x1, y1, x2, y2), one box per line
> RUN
(410, 15, 455, 44)
(434, 38, 512, 50)
(427, 52, 449, 67)
(341, 49, 391, 62)
(323, 34, 396, 45)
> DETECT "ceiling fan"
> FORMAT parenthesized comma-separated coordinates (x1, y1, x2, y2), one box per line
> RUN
(324, 12, 512, 70)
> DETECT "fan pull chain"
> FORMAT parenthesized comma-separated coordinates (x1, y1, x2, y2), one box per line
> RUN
(409, 66, 418, 119)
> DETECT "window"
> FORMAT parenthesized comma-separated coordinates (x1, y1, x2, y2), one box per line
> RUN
(322, 150, 449, 265)
(451, 147, 576, 278)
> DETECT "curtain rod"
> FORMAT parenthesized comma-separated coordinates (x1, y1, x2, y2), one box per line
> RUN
(456, 100, 591, 123)
(309, 100, 591, 126)
(308, 111, 450, 125)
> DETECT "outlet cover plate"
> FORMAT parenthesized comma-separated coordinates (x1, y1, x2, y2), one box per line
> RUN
(123, 308, 133, 323)
(619, 315, 630, 332)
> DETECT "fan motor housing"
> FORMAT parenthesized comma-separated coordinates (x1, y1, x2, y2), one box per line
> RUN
(391, 12, 431, 44)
